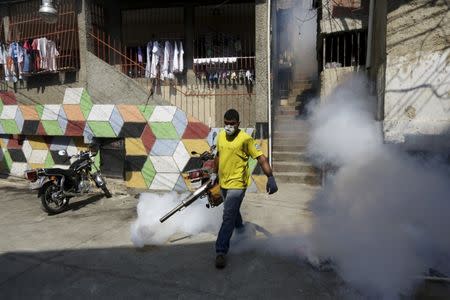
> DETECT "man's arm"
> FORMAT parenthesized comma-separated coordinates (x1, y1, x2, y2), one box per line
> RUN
(214, 152, 219, 173)
(256, 154, 273, 177)
(257, 154, 278, 194)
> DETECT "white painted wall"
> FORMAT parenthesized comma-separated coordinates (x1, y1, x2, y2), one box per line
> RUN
(384, 50, 450, 150)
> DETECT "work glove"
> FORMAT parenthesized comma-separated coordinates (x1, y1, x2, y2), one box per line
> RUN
(266, 176, 278, 194)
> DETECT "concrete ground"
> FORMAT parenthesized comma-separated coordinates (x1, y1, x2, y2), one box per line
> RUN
(0, 178, 446, 299)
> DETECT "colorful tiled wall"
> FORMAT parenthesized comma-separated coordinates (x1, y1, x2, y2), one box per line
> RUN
(0, 88, 268, 192)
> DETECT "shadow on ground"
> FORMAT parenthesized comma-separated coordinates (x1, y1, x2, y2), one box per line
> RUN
(0, 242, 356, 299)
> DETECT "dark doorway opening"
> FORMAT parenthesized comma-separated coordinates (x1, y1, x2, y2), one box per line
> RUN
(98, 138, 125, 179)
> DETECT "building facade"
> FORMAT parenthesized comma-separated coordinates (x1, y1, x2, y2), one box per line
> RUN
(318, 0, 450, 152)
(0, 0, 272, 192)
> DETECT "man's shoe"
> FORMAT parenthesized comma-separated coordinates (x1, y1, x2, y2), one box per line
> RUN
(215, 254, 226, 269)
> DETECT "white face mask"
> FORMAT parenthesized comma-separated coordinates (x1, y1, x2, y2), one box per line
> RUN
(224, 125, 236, 136)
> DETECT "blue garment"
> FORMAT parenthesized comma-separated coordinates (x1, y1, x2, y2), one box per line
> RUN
(215, 188, 246, 254)
(23, 52, 31, 73)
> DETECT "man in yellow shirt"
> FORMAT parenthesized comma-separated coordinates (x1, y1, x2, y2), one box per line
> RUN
(213, 109, 278, 269)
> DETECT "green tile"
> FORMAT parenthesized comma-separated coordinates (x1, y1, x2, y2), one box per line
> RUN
(36, 104, 44, 119)
(138, 105, 155, 120)
(87, 121, 116, 137)
(0, 120, 20, 134)
(3, 150, 12, 170)
(249, 157, 257, 173)
(41, 120, 63, 136)
(44, 152, 54, 168)
(94, 150, 101, 169)
(81, 90, 93, 119)
(150, 122, 178, 139)
(141, 158, 156, 187)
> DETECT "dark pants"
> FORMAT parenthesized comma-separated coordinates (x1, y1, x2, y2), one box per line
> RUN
(215, 188, 246, 254)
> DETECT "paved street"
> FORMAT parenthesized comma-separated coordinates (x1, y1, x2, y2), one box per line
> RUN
(0, 178, 359, 299)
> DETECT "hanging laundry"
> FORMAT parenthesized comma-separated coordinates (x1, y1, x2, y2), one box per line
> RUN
(38, 37, 48, 70)
(137, 46, 143, 64)
(46, 40, 59, 71)
(22, 40, 32, 73)
(150, 41, 160, 79)
(179, 41, 184, 73)
(168, 41, 175, 79)
(31, 38, 41, 72)
(145, 41, 152, 78)
(162, 41, 171, 79)
(7, 42, 23, 81)
(172, 42, 179, 73)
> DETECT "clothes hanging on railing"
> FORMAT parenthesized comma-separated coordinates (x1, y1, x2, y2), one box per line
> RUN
(162, 41, 171, 80)
(137, 47, 143, 64)
(145, 41, 152, 78)
(145, 40, 184, 80)
(178, 42, 184, 73)
(0, 37, 60, 82)
(173, 42, 179, 73)
(150, 41, 160, 79)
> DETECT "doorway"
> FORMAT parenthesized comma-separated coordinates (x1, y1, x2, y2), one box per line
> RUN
(98, 138, 125, 179)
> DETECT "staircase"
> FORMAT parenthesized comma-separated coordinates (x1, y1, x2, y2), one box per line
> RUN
(272, 80, 322, 186)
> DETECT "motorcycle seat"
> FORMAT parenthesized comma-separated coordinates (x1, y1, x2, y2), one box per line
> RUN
(43, 168, 75, 177)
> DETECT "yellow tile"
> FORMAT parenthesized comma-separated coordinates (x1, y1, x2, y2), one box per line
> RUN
(28, 137, 48, 150)
(30, 163, 45, 169)
(256, 139, 268, 157)
(182, 139, 210, 155)
(125, 138, 147, 156)
(73, 137, 89, 151)
(125, 171, 147, 188)
(252, 175, 268, 193)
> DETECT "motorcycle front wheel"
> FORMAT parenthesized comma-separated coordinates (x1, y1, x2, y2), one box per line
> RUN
(101, 185, 112, 198)
(41, 183, 68, 214)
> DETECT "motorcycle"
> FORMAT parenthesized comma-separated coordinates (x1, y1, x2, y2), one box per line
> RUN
(160, 133, 223, 223)
(24, 147, 112, 214)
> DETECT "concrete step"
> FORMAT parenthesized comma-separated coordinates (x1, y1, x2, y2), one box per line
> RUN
(273, 161, 320, 173)
(274, 114, 299, 120)
(277, 105, 298, 111)
(272, 151, 309, 162)
(274, 171, 321, 185)
(276, 109, 299, 116)
(272, 138, 309, 146)
(272, 144, 307, 152)
(273, 123, 310, 131)
(273, 130, 310, 137)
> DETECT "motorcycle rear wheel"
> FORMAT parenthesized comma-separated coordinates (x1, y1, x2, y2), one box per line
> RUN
(41, 183, 68, 214)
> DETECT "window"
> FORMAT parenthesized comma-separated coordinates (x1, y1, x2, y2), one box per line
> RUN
(321, 29, 367, 69)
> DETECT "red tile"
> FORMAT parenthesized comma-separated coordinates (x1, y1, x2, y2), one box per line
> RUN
(65, 121, 86, 136)
(141, 125, 156, 153)
(182, 122, 210, 139)
(0, 92, 17, 105)
(7, 137, 22, 149)
(36, 122, 47, 136)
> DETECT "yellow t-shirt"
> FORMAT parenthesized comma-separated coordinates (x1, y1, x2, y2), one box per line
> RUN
(217, 129, 263, 189)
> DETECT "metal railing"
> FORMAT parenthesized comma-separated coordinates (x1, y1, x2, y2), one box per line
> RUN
(7, 0, 80, 72)
(88, 27, 255, 127)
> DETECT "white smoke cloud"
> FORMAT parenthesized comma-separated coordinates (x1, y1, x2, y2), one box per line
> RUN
(306, 74, 450, 298)
(131, 191, 223, 247)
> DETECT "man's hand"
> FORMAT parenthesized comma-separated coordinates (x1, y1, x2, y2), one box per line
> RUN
(266, 176, 278, 194)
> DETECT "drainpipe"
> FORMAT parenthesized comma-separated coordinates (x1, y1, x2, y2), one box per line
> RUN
(365, 0, 374, 71)
(267, 0, 272, 166)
